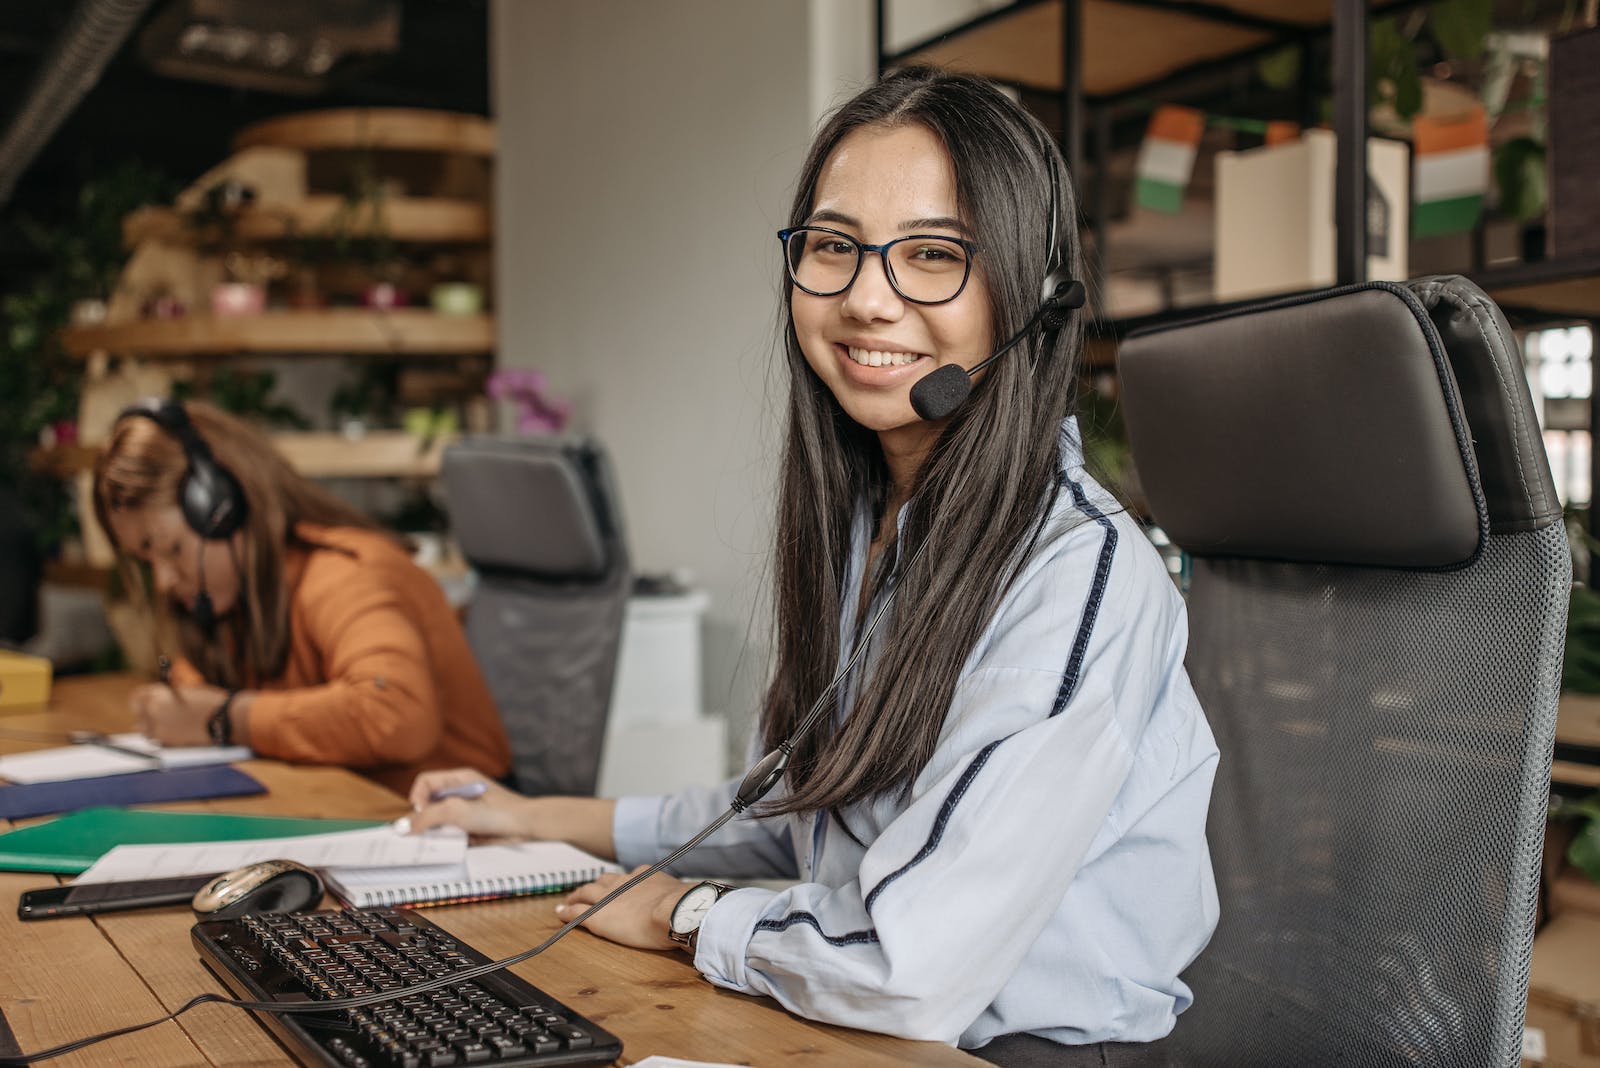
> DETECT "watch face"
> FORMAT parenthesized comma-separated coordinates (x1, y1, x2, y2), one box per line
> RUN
(670, 882, 723, 936)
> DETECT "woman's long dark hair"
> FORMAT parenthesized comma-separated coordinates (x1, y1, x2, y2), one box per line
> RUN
(760, 67, 1088, 817)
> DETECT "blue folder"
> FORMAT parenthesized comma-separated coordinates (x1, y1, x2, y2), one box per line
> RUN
(0, 763, 266, 821)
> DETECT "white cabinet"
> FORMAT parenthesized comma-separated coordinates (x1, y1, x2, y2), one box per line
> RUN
(597, 591, 727, 798)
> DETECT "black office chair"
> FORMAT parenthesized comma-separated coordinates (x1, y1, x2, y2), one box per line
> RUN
(1118, 277, 1569, 1067)
(442, 436, 631, 797)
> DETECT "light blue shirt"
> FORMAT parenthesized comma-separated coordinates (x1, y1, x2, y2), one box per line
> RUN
(613, 421, 1219, 1050)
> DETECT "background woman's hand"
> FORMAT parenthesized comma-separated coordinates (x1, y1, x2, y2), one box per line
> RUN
(555, 867, 686, 952)
(406, 768, 539, 838)
(130, 683, 229, 746)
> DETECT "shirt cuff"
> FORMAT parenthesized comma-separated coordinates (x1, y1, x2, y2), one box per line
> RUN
(692, 886, 771, 992)
(611, 794, 667, 870)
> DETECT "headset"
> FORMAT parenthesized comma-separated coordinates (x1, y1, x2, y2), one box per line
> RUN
(908, 126, 1087, 421)
(116, 399, 248, 633)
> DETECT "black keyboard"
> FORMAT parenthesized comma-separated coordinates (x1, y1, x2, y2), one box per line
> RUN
(192, 907, 622, 1068)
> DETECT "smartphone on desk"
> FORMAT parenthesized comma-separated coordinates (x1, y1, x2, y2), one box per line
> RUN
(18, 874, 217, 920)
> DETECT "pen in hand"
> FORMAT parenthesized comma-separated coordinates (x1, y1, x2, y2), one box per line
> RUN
(394, 781, 489, 833)
(430, 781, 489, 803)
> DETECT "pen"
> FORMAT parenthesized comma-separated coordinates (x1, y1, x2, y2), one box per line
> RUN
(68, 730, 161, 765)
(430, 782, 489, 802)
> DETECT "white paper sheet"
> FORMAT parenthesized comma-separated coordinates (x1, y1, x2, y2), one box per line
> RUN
(0, 734, 253, 784)
(73, 825, 469, 884)
(0, 745, 154, 783)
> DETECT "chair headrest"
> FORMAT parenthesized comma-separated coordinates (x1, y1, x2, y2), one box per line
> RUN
(442, 437, 620, 579)
(1118, 281, 1492, 569)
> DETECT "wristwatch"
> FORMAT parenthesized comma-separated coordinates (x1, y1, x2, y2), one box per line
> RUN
(208, 691, 238, 746)
(668, 881, 736, 956)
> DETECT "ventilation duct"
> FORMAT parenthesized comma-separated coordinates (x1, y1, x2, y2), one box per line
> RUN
(0, 0, 156, 206)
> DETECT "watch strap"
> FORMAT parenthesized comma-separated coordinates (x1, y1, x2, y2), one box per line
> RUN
(207, 691, 238, 746)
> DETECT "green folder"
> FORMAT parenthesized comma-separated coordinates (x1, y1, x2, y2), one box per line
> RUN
(0, 807, 383, 874)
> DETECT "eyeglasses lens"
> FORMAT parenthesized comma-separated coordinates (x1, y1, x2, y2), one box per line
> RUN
(784, 229, 969, 304)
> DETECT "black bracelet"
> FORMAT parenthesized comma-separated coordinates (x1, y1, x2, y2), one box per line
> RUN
(208, 691, 238, 746)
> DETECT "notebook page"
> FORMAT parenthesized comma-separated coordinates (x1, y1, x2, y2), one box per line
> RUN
(326, 841, 620, 898)
(75, 825, 469, 883)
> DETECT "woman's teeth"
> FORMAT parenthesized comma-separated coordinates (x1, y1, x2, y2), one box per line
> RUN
(847, 347, 922, 367)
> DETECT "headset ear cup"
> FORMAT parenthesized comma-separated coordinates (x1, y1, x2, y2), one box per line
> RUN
(1039, 275, 1086, 333)
(184, 458, 247, 539)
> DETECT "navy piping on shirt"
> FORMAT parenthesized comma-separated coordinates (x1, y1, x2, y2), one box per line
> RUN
(1051, 475, 1117, 718)
(756, 470, 1120, 944)
(753, 910, 881, 945)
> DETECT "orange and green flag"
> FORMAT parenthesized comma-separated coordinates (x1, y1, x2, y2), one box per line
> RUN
(1135, 105, 1205, 214)
(1412, 106, 1489, 237)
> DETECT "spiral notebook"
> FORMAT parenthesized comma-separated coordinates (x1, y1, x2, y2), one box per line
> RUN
(323, 840, 620, 909)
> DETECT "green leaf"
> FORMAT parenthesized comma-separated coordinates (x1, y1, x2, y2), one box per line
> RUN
(1393, 62, 1424, 119)
(1494, 136, 1547, 222)
(1257, 46, 1300, 90)
(1570, 817, 1600, 883)
(1432, 0, 1493, 61)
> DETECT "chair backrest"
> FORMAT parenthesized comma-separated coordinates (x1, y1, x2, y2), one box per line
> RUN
(442, 436, 631, 797)
(1118, 277, 1569, 1067)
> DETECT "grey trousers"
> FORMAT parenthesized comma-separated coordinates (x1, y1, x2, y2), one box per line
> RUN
(973, 1034, 1177, 1068)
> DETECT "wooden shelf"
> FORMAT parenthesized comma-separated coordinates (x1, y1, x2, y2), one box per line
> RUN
(60, 310, 494, 360)
(1555, 691, 1600, 790)
(124, 196, 491, 248)
(235, 108, 494, 157)
(273, 431, 456, 479)
(28, 442, 100, 478)
(32, 431, 456, 480)
(1472, 256, 1600, 322)
(43, 560, 111, 589)
(893, 0, 1275, 97)
(1559, 692, 1600, 750)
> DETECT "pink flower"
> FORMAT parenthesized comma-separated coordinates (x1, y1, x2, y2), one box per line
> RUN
(486, 369, 572, 435)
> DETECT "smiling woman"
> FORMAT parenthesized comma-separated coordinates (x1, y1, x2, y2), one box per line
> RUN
(404, 67, 1218, 1066)
(91, 400, 511, 794)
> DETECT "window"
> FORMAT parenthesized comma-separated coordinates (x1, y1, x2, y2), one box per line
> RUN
(1523, 324, 1594, 509)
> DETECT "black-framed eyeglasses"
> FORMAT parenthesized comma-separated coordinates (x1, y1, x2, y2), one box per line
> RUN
(777, 226, 979, 305)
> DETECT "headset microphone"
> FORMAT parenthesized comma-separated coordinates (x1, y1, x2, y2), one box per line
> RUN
(908, 276, 1085, 422)
(192, 543, 216, 635)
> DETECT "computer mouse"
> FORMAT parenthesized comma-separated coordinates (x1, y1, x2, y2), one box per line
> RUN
(192, 859, 324, 920)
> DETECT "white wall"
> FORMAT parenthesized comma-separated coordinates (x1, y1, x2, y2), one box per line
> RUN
(491, 1, 873, 760)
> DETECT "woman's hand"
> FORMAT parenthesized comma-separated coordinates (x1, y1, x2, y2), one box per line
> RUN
(404, 769, 620, 859)
(406, 769, 540, 839)
(131, 683, 229, 747)
(554, 867, 686, 952)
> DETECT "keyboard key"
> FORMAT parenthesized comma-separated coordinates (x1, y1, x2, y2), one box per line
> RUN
(548, 1025, 592, 1050)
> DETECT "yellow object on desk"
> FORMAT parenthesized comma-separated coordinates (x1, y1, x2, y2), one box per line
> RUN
(0, 649, 51, 713)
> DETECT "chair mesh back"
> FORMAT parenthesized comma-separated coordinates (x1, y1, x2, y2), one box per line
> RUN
(465, 574, 628, 796)
(444, 438, 631, 797)
(1170, 523, 1568, 1066)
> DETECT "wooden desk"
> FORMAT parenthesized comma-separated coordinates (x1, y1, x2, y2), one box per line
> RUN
(1, 674, 981, 1067)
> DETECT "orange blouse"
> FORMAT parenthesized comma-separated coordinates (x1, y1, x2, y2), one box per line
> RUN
(176, 523, 510, 795)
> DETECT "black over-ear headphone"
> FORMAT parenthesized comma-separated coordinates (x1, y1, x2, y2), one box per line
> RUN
(908, 129, 1087, 421)
(117, 400, 248, 540)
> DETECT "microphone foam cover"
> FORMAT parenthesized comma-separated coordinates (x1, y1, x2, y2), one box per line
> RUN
(910, 364, 973, 421)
